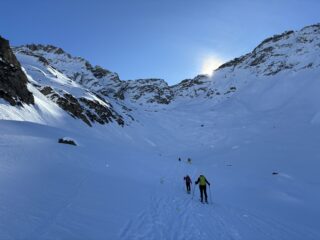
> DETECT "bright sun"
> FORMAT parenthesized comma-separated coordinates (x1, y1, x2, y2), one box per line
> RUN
(200, 56, 224, 76)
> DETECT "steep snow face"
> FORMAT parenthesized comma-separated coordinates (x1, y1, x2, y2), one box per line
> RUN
(13, 47, 125, 127)
(14, 44, 121, 92)
(171, 24, 320, 104)
(0, 36, 70, 125)
(13, 45, 175, 107)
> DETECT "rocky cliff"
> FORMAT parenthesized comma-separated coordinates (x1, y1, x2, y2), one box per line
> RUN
(0, 36, 34, 106)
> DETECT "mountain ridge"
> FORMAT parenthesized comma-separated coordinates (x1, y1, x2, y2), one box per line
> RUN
(1, 23, 319, 126)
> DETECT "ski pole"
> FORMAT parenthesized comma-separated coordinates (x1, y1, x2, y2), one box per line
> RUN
(192, 184, 196, 199)
(209, 185, 213, 204)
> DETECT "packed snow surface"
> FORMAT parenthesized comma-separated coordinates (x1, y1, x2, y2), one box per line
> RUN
(1, 68, 320, 239)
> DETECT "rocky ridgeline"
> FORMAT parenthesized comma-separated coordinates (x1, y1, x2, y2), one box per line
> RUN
(16, 24, 320, 108)
(14, 45, 174, 105)
(15, 44, 214, 105)
(39, 86, 124, 127)
(0, 36, 34, 106)
(117, 78, 174, 104)
(2, 23, 320, 125)
(218, 24, 320, 75)
(13, 43, 245, 106)
(14, 44, 121, 86)
(13, 44, 125, 126)
(171, 24, 320, 101)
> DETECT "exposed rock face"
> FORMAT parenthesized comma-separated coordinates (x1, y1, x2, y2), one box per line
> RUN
(118, 79, 174, 104)
(0, 36, 34, 106)
(14, 45, 176, 106)
(79, 97, 124, 126)
(13, 44, 217, 105)
(39, 86, 124, 127)
(171, 75, 213, 99)
(12, 44, 126, 127)
(24, 44, 70, 57)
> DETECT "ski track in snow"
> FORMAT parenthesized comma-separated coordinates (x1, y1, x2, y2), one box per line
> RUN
(120, 193, 319, 240)
(25, 174, 89, 240)
(119, 163, 320, 240)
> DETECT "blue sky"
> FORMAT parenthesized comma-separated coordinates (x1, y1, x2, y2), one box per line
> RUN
(1, 0, 320, 84)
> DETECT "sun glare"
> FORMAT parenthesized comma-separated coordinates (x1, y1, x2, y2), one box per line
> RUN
(201, 56, 224, 76)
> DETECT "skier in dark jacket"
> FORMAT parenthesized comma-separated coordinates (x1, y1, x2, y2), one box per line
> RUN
(195, 175, 210, 203)
(184, 175, 192, 193)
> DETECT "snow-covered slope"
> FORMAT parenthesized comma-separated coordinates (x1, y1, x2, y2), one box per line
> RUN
(0, 23, 320, 239)
(13, 45, 175, 107)
(13, 23, 320, 112)
(12, 45, 126, 127)
(15, 44, 121, 92)
(0, 96, 319, 239)
(171, 24, 320, 104)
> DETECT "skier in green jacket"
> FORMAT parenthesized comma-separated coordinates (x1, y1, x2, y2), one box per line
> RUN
(195, 175, 211, 203)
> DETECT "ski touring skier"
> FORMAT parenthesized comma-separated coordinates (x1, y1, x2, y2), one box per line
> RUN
(183, 175, 192, 193)
(195, 175, 211, 203)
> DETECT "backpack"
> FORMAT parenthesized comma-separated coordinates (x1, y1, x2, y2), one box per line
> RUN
(199, 175, 206, 186)
(185, 176, 191, 183)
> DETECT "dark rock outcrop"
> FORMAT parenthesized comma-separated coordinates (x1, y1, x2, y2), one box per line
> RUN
(218, 31, 295, 71)
(0, 36, 34, 106)
(79, 97, 124, 126)
(116, 79, 174, 104)
(218, 54, 250, 70)
(24, 44, 71, 57)
(39, 86, 124, 127)
(58, 138, 77, 146)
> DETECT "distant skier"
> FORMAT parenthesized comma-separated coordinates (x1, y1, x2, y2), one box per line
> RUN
(187, 158, 192, 164)
(183, 175, 192, 193)
(195, 175, 210, 203)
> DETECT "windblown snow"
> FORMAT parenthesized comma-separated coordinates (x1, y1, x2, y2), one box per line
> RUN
(0, 24, 320, 239)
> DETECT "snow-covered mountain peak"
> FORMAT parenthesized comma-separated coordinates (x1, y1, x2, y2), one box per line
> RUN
(218, 23, 320, 76)
(14, 44, 121, 92)
(23, 44, 69, 55)
(118, 78, 173, 105)
(4, 23, 320, 126)
(10, 44, 126, 127)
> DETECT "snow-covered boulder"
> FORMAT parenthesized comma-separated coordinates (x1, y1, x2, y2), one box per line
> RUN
(58, 137, 77, 146)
